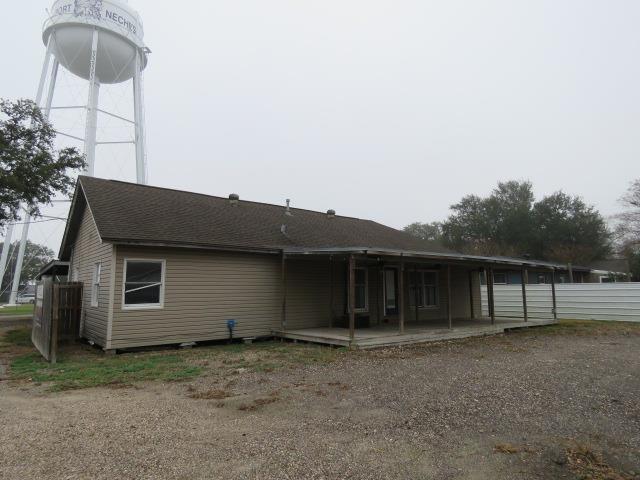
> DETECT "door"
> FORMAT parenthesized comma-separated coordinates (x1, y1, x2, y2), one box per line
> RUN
(384, 268, 398, 315)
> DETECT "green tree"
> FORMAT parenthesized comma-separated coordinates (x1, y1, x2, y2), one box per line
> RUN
(403, 222, 443, 242)
(531, 192, 611, 264)
(405, 180, 612, 264)
(0, 98, 85, 228)
(440, 181, 535, 257)
(0, 240, 55, 300)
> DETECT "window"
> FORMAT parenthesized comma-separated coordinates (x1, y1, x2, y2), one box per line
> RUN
(123, 260, 165, 308)
(537, 273, 547, 284)
(493, 272, 507, 285)
(354, 268, 368, 312)
(91, 262, 101, 307)
(409, 270, 439, 308)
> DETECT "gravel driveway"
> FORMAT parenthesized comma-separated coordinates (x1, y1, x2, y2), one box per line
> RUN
(1, 324, 639, 479)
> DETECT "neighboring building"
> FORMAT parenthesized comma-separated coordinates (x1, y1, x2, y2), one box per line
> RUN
(36, 260, 70, 282)
(59, 177, 564, 351)
(480, 265, 591, 285)
(586, 259, 631, 283)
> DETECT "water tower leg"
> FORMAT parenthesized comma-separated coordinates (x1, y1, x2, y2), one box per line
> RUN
(133, 49, 147, 185)
(84, 28, 100, 176)
(7, 33, 60, 305)
(0, 223, 15, 298)
(43, 59, 59, 119)
(8, 216, 30, 305)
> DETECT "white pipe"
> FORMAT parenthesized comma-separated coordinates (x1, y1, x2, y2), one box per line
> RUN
(8, 217, 30, 305)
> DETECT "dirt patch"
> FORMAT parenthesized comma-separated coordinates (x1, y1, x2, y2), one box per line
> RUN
(566, 441, 636, 480)
(188, 388, 231, 400)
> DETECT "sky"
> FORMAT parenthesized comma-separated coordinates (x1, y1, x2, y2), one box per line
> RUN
(2, 0, 640, 253)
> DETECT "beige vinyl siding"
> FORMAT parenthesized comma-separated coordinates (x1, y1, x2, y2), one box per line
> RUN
(69, 205, 112, 347)
(284, 259, 331, 330)
(110, 247, 283, 349)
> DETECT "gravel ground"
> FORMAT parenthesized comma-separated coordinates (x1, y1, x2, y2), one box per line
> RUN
(1, 326, 639, 479)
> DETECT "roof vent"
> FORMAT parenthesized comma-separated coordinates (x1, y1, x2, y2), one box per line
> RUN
(327, 209, 336, 219)
(229, 193, 239, 205)
(285, 199, 292, 216)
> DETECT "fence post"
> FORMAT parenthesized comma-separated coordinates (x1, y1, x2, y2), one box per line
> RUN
(550, 268, 558, 321)
(50, 284, 60, 364)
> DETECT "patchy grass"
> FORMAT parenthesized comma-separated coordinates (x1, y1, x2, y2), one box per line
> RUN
(566, 441, 633, 480)
(0, 328, 33, 356)
(10, 352, 203, 392)
(523, 319, 640, 337)
(0, 304, 34, 316)
(1, 328, 343, 392)
(1, 328, 31, 347)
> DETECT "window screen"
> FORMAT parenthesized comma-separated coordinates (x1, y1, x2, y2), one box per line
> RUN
(124, 260, 163, 306)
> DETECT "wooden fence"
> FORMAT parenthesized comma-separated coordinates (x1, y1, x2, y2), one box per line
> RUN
(32, 280, 83, 363)
(481, 283, 640, 322)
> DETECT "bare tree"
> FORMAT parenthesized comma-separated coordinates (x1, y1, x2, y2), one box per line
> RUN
(616, 179, 640, 250)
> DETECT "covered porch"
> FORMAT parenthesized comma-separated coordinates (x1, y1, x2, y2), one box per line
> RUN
(273, 248, 559, 348)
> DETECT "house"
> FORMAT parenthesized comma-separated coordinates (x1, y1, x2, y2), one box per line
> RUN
(59, 176, 563, 351)
(586, 259, 631, 283)
(478, 260, 631, 286)
(479, 264, 591, 285)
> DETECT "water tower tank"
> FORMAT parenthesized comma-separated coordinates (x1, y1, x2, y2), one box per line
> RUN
(43, 0, 148, 84)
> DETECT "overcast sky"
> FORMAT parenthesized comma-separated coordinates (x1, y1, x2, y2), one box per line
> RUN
(3, 0, 640, 252)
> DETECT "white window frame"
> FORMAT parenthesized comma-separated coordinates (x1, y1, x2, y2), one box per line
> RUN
(91, 262, 101, 307)
(353, 267, 369, 313)
(410, 269, 440, 309)
(122, 259, 166, 310)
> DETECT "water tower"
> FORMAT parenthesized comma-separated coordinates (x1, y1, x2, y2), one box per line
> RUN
(42, 0, 149, 181)
(1, 0, 150, 305)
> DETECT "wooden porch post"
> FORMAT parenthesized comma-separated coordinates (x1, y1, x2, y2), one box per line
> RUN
(488, 266, 496, 325)
(348, 254, 355, 341)
(414, 264, 419, 323)
(329, 255, 334, 328)
(551, 268, 558, 321)
(379, 263, 385, 325)
(281, 253, 287, 331)
(447, 264, 452, 329)
(398, 260, 405, 334)
(468, 269, 475, 319)
(521, 267, 528, 322)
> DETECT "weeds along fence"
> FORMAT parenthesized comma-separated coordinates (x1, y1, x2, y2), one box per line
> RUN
(32, 279, 83, 363)
(481, 283, 640, 322)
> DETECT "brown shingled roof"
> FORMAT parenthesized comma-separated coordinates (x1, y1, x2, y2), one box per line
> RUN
(60, 176, 454, 258)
